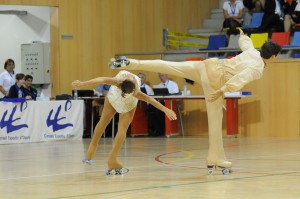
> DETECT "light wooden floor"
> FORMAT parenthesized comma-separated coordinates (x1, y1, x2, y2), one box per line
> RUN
(1, 136, 300, 199)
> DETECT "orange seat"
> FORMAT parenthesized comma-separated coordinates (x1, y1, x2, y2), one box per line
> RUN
(185, 57, 204, 61)
(271, 32, 290, 46)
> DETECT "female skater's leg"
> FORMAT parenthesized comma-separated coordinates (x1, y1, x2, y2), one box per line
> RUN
(86, 98, 116, 160)
(107, 107, 136, 170)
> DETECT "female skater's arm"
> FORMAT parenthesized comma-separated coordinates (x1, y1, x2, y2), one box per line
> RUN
(72, 77, 118, 88)
(135, 91, 177, 120)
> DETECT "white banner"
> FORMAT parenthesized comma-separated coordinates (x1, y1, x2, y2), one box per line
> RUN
(0, 100, 83, 144)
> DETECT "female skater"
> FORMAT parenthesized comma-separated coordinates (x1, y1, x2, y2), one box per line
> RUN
(72, 70, 177, 175)
(112, 28, 282, 174)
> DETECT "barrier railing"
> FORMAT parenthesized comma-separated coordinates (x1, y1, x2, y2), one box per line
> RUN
(162, 28, 209, 49)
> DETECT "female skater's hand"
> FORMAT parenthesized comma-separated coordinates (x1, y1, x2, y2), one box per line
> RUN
(207, 90, 223, 102)
(164, 108, 177, 120)
(72, 80, 83, 88)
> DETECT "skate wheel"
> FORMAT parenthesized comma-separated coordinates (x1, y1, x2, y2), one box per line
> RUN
(222, 168, 230, 175)
(86, 160, 93, 165)
(117, 168, 124, 175)
(110, 170, 116, 175)
(106, 170, 111, 175)
(207, 169, 213, 175)
(82, 157, 93, 165)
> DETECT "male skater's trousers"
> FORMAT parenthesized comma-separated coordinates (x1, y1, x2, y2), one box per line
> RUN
(123, 59, 229, 166)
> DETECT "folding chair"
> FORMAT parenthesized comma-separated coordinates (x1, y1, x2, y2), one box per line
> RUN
(199, 34, 227, 50)
(284, 31, 300, 47)
(243, 12, 264, 29)
(271, 32, 290, 47)
(250, 32, 268, 48)
(220, 34, 240, 50)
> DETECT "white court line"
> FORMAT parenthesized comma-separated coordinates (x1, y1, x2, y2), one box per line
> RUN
(0, 163, 164, 181)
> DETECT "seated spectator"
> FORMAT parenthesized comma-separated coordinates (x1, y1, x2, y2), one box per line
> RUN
(23, 75, 37, 100)
(282, 0, 300, 32)
(223, 0, 244, 35)
(0, 59, 16, 98)
(138, 72, 154, 95)
(259, 0, 284, 32)
(254, 0, 264, 12)
(155, 73, 179, 94)
(6, 73, 31, 100)
(148, 73, 179, 136)
(244, 0, 264, 12)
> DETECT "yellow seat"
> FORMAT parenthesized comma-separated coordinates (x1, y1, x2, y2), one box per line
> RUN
(250, 33, 268, 48)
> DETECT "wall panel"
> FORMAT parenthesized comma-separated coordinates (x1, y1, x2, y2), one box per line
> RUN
(0, 0, 58, 6)
(3, 0, 298, 137)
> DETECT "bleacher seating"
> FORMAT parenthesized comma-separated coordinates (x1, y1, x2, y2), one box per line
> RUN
(271, 32, 290, 47)
(242, 12, 264, 29)
(284, 32, 300, 47)
(250, 32, 268, 48)
(220, 34, 240, 50)
(199, 34, 227, 50)
(165, 0, 300, 60)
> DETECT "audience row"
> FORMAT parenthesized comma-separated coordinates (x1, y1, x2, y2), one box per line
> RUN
(0, 59, 37, 100)
(223, 0, 300, 35)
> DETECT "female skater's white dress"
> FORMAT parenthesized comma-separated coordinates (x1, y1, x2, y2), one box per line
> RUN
(107, 70, 141, 113)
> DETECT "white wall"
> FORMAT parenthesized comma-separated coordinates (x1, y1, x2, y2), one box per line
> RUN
(0, 5, 51, 97)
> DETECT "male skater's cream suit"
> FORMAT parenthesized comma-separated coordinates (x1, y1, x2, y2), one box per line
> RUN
(119, 33, 264, 168)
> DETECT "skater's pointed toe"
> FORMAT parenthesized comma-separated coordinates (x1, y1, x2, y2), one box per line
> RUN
(82, 157, 93, 165)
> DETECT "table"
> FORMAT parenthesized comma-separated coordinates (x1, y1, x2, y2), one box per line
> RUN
(131, 93, 250, 137)
(0, 100, 84, 144)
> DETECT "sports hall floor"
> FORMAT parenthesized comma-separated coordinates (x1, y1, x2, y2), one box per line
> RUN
(1, 136, 300, 199)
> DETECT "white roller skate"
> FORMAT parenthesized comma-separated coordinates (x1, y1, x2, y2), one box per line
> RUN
(108, 56, 130, 69)
(82, 157, 93, 165)
(106, 168, 125, 175)
(207, 160, 232, 175)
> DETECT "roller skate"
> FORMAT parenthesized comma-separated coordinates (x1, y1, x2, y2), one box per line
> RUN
(82, 157, 93, 165)
(207, 160, 232, 175)
(108, 56, 130, 69)
(106, 168, 125, 175)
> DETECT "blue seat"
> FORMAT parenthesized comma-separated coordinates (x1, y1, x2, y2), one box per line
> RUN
(243, 12, 264, 29)
(284, 31, 300, 47)
(219, 34, 240, 50)
(199, 34, 227, 50)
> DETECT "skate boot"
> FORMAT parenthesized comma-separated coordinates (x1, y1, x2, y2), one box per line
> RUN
(106, 168, 125, 175)
(108, 56, 130, 69)
(82, 157, 93, 165)
(207, 160, 232, 175)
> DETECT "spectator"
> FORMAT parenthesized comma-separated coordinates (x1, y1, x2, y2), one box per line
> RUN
(148, 73, 179, 136)
(23, 75, 37, 100)
(259, 0, 284, 32)
(138, 72, 154, 95)
(156, 73, 179, 94)
(6, 73, 31, 100)
(223, 0, 244, 35)
(243, 0, 264, 12)
(0, 59, 16, 97)
(282, 0, 300, 32)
